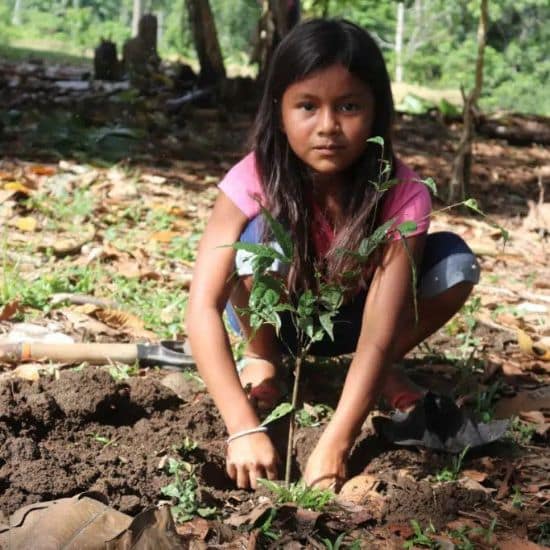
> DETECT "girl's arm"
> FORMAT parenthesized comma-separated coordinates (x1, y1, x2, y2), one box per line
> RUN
(304, 234, 426, 487)
(186, 192, 278, 488)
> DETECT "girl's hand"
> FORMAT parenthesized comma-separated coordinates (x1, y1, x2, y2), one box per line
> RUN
(226, 432, 279, 489)
(303, 437, 348, 490)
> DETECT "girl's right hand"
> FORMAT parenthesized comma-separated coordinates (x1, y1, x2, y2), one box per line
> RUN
(226, 432, 279, 489)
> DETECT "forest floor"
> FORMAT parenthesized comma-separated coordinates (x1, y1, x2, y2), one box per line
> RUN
(0, 57, 549, 548)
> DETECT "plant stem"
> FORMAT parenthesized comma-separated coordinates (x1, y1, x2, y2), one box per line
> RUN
(284, 351, 305, 486)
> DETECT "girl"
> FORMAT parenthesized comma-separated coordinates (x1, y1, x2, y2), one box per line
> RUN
(186, 19, 479, 490)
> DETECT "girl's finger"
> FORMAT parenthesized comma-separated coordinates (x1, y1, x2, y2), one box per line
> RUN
(249, 466, 262, 490)
(226, 461, 237, 481)
(236, 465, 250, 489)
(265, 461, 278, 481)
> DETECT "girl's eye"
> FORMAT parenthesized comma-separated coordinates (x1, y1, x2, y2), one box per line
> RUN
(339, 103, 360, 112)
(298, 102, 316, 112)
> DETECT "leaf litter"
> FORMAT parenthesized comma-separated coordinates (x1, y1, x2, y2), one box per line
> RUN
(0, 57, 549, 548)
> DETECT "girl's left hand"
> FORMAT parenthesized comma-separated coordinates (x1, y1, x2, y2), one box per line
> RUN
(303, 437, 348, 490)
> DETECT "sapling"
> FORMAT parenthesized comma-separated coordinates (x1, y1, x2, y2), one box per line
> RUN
(232, 207, 344, 485)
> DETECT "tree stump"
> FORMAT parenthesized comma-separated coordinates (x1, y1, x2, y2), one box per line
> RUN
(94, 39, 122, 81)
(122, 14, 160, 83)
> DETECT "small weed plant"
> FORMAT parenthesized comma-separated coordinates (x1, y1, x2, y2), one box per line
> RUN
(403, 520, 438, 549)
(88, 432, 117, 447)
(321, 532, 361, 550)
(107, 363, 139, 382)
(172, 436, 198, 456)
(296, 403, 334, 428)
(160, 457, 216, 523)
(511, 485, 523, 509)
(537, 522, 550, 546)
(258, 479, 334, 511)
(434, 445, 470, 482)
(474, 380, 503, 423)
(507, 416, 536, 445)
(254, 508, 280, 542)
(446, 518, 497, 549)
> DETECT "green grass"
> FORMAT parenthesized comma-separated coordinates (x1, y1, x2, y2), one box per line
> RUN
(1, 262, 101, 313)
(258, 479, 334, 511)
(0, 41, 91, 67)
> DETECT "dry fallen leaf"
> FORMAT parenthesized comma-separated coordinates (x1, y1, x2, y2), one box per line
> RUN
(29, 165, 56, 176)
(15, 216, 38, 231)
(0, 300, 22, 321)
(517, 329, 550, 362)
(175, 517, 210, 540)
(94, 308, 146, 330)
(338, 474, 382, 505)
(494, 387, 550, 418)
(4, 181, 32, 195)
(150, 230, 180, 243)
(115, 259, 142, 278)
(12, 364, 42, 381)
(499, 536, 546, 550)
(462, 469, 488, 483)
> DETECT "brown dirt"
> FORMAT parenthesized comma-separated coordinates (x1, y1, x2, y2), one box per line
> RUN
(0, 368, 229, 515)
(2, 365, 546, 548)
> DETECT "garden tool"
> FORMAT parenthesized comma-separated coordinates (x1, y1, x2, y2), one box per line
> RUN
(0, 340, 195, 371)
(373, 392, 510, 453)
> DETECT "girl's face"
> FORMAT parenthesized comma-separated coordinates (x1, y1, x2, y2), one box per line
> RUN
(280, 63, 374, 181)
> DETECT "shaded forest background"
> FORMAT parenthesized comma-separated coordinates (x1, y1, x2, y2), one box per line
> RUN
(1, 0, 549, 116)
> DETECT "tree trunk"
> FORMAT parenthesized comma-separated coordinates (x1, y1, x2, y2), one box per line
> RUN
(11, 0, 23, 26)
(185, 0, 226, 85)
(132, 0, 144, 37)
(448, 0, 488, 203)
(255, 0, 300, 81)
(395, 2, 405, 83)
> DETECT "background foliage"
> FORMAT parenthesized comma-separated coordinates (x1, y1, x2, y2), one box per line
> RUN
(1, 0, 548, 115)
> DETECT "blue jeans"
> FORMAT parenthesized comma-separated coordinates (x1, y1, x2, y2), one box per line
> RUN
(226, 216, 480, 356)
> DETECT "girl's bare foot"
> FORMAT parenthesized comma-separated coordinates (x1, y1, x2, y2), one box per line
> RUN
(382, 366, 425, 411)
(237, 356, 285, 411)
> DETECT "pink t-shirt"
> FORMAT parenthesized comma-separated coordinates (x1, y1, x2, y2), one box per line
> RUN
(219, 152, 431, 257)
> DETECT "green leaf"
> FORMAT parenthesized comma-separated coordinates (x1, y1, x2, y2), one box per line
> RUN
(377, 177, 399, 192)
(396, 221, 418, 235)
(251, 254, 276, 274)
(358, 219, 394, 259)
(463, 198, 483, 215)
(421, 177, 438, 196)
(231, 242, 286, 262)
(366, 136, 384, 147)
(261, 402, 293, 426)
(197, 506, 217, 518)
(161, 484, 181, 498)
(438, 98, 460, 118)
(262, 288, 280, 306)
(257, 478, 282, 493)
(319, 285, 343, 310)
(499, 227, 510, 243)
(319, 312, 335, 341)
(260, 206, 293, 261)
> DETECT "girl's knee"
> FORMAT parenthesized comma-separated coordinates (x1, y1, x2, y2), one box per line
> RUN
(420, 232, 480, 300)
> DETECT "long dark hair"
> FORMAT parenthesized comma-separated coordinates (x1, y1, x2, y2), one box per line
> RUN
(251, 18, 395, 294)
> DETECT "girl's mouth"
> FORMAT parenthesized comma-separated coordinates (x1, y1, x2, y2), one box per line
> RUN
(314, 144, 345, 152)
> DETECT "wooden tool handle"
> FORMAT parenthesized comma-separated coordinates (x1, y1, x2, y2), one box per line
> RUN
(0, 343, 139, 365)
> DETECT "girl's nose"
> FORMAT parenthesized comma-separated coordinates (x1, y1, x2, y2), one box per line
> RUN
(318, 107, 340, 135)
